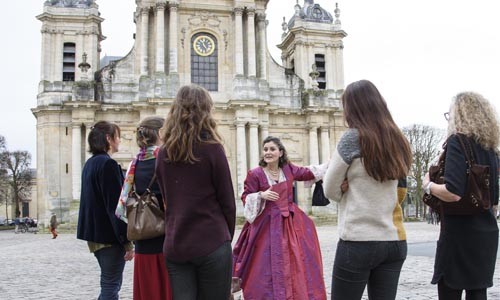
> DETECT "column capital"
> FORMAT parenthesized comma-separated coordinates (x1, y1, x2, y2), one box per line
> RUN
(234, 7, 244, 16)
(169, 2, 179, 11)
(308, 125, 318, 131)
(256, 13, 266, 22)
(156, 2, 166, 10)
(246, 8, 256, 17)
(248, 122, 259, 128)
(320, 126, 330, 132)
(235, 120, 247, 127)
(141, 7, 151, 15)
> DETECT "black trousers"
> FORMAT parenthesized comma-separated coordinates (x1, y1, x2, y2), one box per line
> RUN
(165, 241, 232, 300)
(438, 280, 487, 300)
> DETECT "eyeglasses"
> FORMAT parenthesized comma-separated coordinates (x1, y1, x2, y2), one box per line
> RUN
(444, 112, 449, 121)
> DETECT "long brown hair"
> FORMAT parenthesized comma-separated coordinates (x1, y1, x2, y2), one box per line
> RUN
(160, 85, 222, 163)
(342, 80, 412, 181)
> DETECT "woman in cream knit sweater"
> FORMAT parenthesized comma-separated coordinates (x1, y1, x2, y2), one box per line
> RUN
(324, 79, 412, 300)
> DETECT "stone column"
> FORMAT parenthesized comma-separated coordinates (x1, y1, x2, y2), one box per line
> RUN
(234, 7, 244, 76)
(85, 123, 92, 161)
(54, 31, 63, 81)
(236, 121, 248, 195)
(326, 45, 335, 90)
(140, 7, 149, 76)
(337, 44, 345, 89)
(320, 127, 331, 163)
(75, 33, 84, 81)
(72, 124, 82, 200)
(155, 3, 166, 73)
(260, 125, 269, 143)
(249, 122, 259, 168)
(169, 2, 179, 73)
(309, 126, 319, 166)
(40, 29, 49, 80)
(257, 13, 267, 79)
(247, 9, 257, 77)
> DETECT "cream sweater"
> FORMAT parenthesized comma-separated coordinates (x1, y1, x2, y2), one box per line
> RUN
(323, 129, 406, 241)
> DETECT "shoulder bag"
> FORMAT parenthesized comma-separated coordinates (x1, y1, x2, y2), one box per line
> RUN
(126, 174, 165, 241)
(422, 134, 491, 215)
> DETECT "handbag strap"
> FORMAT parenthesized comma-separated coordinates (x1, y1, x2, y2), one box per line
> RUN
(455, 134, 475, 173)
(133, 174, 157, 196)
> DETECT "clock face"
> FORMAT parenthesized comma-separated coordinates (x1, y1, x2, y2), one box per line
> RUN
(193, 35, 215, 56)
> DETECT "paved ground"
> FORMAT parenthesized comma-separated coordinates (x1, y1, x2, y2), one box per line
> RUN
(0, 222, 498, 299)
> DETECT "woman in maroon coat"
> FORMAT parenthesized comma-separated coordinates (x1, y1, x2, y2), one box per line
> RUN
(233, 136, 327, 300)
(156, 85, 236, 300)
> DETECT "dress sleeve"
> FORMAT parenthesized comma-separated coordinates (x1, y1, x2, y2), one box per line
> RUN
(443, 135, 467, 198)
(287, 163, 315, 182)
(212, 144, 236, 239)
(243, 192, 266, 223)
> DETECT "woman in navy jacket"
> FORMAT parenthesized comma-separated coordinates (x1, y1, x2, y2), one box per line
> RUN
(77, 120, 134, 300)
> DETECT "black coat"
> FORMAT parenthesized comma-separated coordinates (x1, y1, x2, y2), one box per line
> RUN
(77, 153, 129, 246)
(432, 135, 499, 289)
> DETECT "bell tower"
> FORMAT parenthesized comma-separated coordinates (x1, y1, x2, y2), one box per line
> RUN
(278, 1, 346, 92)
(34, 0, 103, 224)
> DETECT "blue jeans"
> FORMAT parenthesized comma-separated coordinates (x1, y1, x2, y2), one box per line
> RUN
(94, 244, 126, 300)
(165, 241, 232, 300)
(331, 240, 407, 300)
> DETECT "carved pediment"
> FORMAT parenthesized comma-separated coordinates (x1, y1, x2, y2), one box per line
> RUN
(188, 11, 221, 28)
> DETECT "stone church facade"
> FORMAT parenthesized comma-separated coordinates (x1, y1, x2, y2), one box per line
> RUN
(33, 0, 347, 224)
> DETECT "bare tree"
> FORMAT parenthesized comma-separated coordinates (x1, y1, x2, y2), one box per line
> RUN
(0, 135, 9, 219)
(402, 124, 444, 219)
(0, 150, 32, 216)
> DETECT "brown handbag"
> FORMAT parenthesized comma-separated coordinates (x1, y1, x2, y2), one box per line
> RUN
(126, 174, 165, 241)
(422, 134, 491, 215)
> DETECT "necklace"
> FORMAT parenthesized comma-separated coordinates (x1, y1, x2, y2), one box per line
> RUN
(268, 168, 280, 178)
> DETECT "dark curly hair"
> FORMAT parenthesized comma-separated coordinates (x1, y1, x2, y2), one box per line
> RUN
(258, 136, 290, 168)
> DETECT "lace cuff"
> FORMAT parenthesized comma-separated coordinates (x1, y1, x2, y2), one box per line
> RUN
(243, 192, 266, 224)
(304, 162, 329, 188)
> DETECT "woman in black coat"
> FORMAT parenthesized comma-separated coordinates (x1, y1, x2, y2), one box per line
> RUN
(423, 92, 499, 300)
(77, 120, 134, 300)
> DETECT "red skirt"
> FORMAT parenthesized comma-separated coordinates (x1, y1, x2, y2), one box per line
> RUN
(133, 253, 172, 300)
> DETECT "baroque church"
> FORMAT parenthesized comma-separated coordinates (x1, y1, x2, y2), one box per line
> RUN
(33, 0, 347, 224)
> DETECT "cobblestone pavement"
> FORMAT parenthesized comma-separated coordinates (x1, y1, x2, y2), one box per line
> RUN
(0, 222, 498, 299)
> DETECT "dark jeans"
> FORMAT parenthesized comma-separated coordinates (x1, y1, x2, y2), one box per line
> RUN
(94, 244, 126, 300)
(165, 241, 232, 300)
(331, 239, 407, 300)
(438, 281, 487, 300)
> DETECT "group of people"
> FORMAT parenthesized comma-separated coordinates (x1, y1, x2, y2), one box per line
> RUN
(76, 81, 498, 300)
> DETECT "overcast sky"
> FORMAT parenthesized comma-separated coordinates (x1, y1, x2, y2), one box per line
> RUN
(1, 0, 499, 165)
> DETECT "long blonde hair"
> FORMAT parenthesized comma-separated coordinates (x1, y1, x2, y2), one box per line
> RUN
(160, 85, 222, 163)
(448, 92, 499, 150)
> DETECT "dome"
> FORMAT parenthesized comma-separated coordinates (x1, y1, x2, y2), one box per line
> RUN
(288, 1, 334, 29)
(46, 0, 94, 8)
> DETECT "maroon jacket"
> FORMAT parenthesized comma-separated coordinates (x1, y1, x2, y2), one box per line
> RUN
(155, 142, 236, 262)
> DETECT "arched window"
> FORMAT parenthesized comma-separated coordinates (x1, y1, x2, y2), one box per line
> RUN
(314, 54, 326, 90)
(63, 43, 76, 81)
(191, 33, 218, 91)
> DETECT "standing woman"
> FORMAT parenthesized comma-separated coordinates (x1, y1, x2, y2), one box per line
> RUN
(115, 116, 172, 300)
(232, 136, 327, 300)
(323, 80, 412, 300)
(77, 121, 134, 300)
(156, 85, 236, 300)
(423, 92, 499, 299)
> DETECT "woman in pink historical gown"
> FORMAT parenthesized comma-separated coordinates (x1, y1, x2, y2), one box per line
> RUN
(233, 136, 327, 300)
